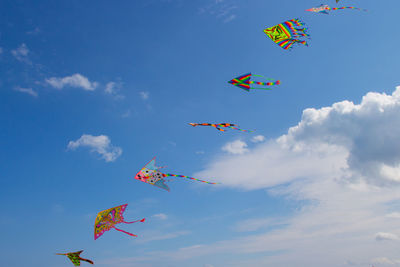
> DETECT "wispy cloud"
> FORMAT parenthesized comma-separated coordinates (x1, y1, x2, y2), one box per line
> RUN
(375, 232, 399, 241)
(14, 86, 38, 97)
(67, 134, 122, 162)
(46, 73, 98, 91)
(199, 0, 238, 23)
(222, 139, 248, 155)
(137, 230, 190, 243)
(152, 213, 168, 220)
(105, 81, 124, 99)
(26, 27, 40, 35)
(139, 91, 149, 100)
(0, 47, 3, 54)
(251, 135, 265, 143)
(11, 43, 31, 64)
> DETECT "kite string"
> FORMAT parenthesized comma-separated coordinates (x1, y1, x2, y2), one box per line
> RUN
(112, 226, 137, 237)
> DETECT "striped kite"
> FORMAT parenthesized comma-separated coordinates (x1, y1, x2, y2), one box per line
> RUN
(56, 250, 93, 266)
(188, 123, 252, 132)
(306, 4, 366, 14)
(94, 204, 145, 240)
(228, 73, 280, 92)
(134, 157, 219, 191)
(264, 18, 309, 50)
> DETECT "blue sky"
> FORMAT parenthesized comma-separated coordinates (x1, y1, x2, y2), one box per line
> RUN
(2, 0, 400, 266)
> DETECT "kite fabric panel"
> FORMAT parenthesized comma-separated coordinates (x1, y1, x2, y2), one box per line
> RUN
(134, 158, 219, 191)
(56, 250, 94, 266)
(188, 123, 252, 132)
(94, 204, 145, 240)
(264, 18, 310, 50)
(306, 4, 367, 14)
(228, 73, 280, 92)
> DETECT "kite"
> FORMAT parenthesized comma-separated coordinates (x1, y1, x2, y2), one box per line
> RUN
(188, 123, 252, 132)
(306, 4, 366, 14)
(264, 18, 310, 50)
(56, 250, 93, 266)
(228, 73, 280, 92)
(134, 157, 219, 191)
(94, 204, 145, 240)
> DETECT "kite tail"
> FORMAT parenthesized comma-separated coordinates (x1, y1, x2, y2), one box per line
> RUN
(277, 39, 307, 50)
(80, 258, 94, 265)
(227, 126, 253, 132)
(113, 227, 137, 237)
(165, 173, 219, 185)
(253, 80, 280, 86)
(286, 19, 310, 39)
(331, 7, 367, 11)
(123, 218, 146, 224)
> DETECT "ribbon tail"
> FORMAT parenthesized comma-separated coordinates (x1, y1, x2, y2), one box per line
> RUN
(113, 227, 137, 237)
(80, 258, 94, 265)
(123, 218, 146, 224)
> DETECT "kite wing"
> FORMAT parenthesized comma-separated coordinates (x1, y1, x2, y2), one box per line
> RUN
(228, 73, 252, 91)
(56, 250, 94, 266)
(306, 4, 330, 14)
(94, 204, 145, 239)
(134, 158, 170, 191)
(264, 18, 309, 50)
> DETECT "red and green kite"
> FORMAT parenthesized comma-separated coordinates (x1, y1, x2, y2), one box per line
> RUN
(56, 250, 93, 266)
(228, 73, 280, 92)
(188, 123, 252, 132)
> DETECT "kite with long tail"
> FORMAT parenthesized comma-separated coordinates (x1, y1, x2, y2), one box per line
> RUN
(134, 157, 219, 191)
(306, 4, 367, 14)
(188, 123, 252, 132)
(56, 250, 93, 266)
(94, 204, 145, 240)
(228, 73, 280, 92)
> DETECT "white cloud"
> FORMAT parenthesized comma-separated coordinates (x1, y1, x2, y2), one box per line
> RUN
(46, 73, 98, 91)
(375, 232, 399, 241)
(152, 213, 168, 220)
(14, 86, 38, 97)
(222, 140, 248, 155)
(251, 135, 265, 143)
(139, 91, 149, 100)
(67, 134, 122, 162)
(11, 43, 30, 63)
